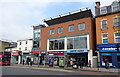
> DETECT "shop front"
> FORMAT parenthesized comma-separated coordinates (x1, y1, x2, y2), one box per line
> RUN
(22, 50, 31, 64)
(33, 51, 46, 65)
(99, 44, 120, 68)
(67, 49, 89, 67)
(48, 51, 65, 67)
(11, 52, 19, 64)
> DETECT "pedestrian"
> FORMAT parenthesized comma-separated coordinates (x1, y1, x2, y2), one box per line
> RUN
(79, 59, 83, 68)
(104, 58, 109, 69)
(22, 59, 25, 65)
(27, 58, 29, 66)
(30, 58, 33, 66)
(88, 60, 91, 67)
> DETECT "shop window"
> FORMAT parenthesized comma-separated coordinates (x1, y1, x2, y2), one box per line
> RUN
(79, 37, 87, 49)
(49, 39, 64, 50)
(102, 34, 108, 43)
(67, 38, 74, 49)
(113, 17, 120, 28)
(50, 29, 54, 35)
(67, 36, 87, 49)
(102, 54, 112, 66)
(58, 27, 63, 34)
(114, 32, 120, 43)
(101, 20, 107, 30)
(68, 25, 74, 32)
(78, 23, 85, 30)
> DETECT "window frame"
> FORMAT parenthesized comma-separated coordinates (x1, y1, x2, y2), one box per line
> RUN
(114, 32, 120, 43)
(68, 25, 74, 32)
(58, 27, 63, 34)
(101, 19, 107, 30)
(102, 33, 108, 44)
(78, 23, 85, 30)
(113, 17, 120, 28)
(100, 6, 107, 15)
(50, 28, 55, 35)
(112, 3, 120, 12)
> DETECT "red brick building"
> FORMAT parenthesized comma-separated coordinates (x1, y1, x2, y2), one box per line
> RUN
(41, 8, 97, 67)
(95, 1, 120, 68)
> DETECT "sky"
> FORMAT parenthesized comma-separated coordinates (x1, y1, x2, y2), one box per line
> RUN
(0, 0, 116, 42)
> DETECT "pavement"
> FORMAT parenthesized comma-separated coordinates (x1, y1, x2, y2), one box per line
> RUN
(9, 64, 120, 74)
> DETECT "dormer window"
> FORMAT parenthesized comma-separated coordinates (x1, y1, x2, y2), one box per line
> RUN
(112, 2, 120, 12)
(100, 6, 107, 14)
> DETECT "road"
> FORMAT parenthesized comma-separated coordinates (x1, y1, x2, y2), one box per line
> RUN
(1, 66, 119, 77)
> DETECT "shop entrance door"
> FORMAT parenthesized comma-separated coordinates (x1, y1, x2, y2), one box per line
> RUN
(117, 54, 120, 68)
(78, 57, 86, 66)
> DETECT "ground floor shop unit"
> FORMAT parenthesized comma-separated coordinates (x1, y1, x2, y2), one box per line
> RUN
(98, 44, 120, 68)
(11, 52, 18, 64)
(33, 50, 46, 65)
(48, 51, 65, 67)
(66, 49, 94, 67)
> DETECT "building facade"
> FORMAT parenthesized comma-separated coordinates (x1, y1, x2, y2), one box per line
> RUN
(0, 40, 11, 51)
(17, 39, 33, 64)
(41, 8, 97, 67)
(95, 1, 120, 68)
(32, 24, 46, 64)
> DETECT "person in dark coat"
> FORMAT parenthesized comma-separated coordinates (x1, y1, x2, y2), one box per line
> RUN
(23, 59, 25, 65)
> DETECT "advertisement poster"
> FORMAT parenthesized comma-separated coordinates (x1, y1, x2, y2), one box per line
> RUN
(59, 58, 64, 66)
(48, 57, 53, 66)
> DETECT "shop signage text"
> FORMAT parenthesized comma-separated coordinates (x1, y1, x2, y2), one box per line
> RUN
(67, 49, 88, 53)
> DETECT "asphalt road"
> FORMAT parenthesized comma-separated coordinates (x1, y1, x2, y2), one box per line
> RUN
(1, 66, 119, 77)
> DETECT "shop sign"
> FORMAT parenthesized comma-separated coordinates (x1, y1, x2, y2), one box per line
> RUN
(99, 44, 120, 52)
(48, 51, 64, 54)
(11, 52, 18, 56)
(34, 51, 46, 54)
(67, 49, 88, 53)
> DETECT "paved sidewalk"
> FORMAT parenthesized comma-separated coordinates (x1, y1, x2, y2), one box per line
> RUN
(10, 64, 120, 74)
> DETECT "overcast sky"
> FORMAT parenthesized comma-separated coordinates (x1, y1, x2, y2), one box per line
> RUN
(0, 0, 116, 42)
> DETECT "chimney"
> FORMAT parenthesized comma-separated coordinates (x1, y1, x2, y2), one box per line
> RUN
(95, 2, 100, 8)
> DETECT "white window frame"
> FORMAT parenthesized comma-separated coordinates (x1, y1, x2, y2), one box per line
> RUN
(50, 29, 54, 35)
(113, 17, 120, 28)
(58, 27, 63, 34)
(100, 6, 107, 15)
(112, 3, 120, 12)
(114, 32, 120, 43)
(78, 23, 85, 30)
(101, 19, 107, 30)
(68, 25, 74, 32)
(102, 33, 108, 44)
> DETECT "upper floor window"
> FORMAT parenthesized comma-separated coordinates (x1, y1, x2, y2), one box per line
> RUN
(50, 29, 54, 35)
(25, 47, 27, 50)
(58, 27, 63, 34)
(101, 20, 107, 30)
(68, 25, 74, 32)
(114, 32, 120, 43)
(102, 33, 108, 43)
(112, 3, 120, 12)
(26, 41, 27, 44)
(78, 23, 85, 30)
(34, 29, 40, 33)
(20, 42, 21, 45)
(100, 7, 107, 14)
(19, 48, 21, 50)
(113, 17, 120, 28)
